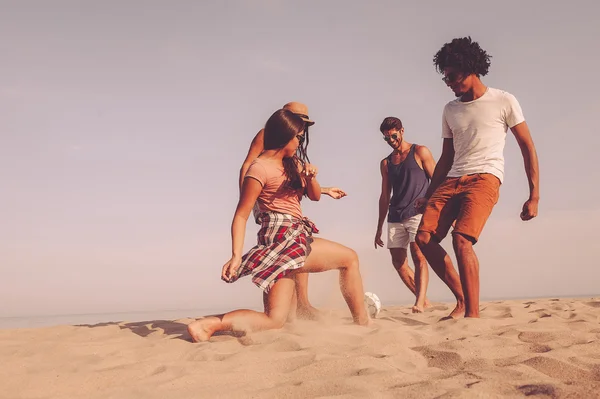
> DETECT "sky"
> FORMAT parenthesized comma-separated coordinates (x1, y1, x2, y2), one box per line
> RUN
(1, 0, 599, 319)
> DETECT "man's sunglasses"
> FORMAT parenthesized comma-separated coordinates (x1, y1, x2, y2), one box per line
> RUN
(383, 133, 399, 142)
(442, 72, 465, 84)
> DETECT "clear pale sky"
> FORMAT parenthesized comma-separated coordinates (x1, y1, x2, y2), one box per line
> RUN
(1, 1, 599, 318)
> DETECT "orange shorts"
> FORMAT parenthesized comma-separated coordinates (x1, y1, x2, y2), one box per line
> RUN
(418, 173, 500, 243)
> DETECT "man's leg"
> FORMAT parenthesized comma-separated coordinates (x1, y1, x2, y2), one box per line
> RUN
(409, 242, 430, 313)
(452, 233, 480, 317)
(451, 173, 501, 318)
(415, 232, 465, 318)
(388, 222, 419, 297)
(416, 178, 465, 319)
(405, 215, 430, 313)
(389, 248, 417, 294)
(295, 272, 320, 320)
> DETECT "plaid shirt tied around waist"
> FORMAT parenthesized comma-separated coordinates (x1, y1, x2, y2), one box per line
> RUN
(229, 212, 319, 292)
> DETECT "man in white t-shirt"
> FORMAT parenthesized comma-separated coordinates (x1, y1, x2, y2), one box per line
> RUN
(414, 37, 540, 319)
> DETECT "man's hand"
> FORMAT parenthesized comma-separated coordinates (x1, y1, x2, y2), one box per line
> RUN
(414, 197, 428, 213)
(374, 229, 384, 249)
(324, 187, 347, 199)
(520, 198, 539, 221)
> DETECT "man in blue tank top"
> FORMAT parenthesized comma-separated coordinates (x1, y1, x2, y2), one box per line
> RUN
(374, 117, 437, 313)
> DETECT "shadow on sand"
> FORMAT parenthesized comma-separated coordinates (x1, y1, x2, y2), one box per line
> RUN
(76, 319, 194, 341)
(76, 315, 245, 342)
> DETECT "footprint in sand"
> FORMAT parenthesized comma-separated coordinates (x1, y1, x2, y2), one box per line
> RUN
(518, 331, 560, 344)
(150, 365, 168, 375)
(258, 336, 305, 352)
(411, 346, 463, 370)
(523, 356, 593, 381)
(528, 309, 552, 319)
(481, 304, 513, 319)
(529, 344, 552, 353)
(517, 384, 558, 397)
(388, 316, 429, 327)
(271, 354, 317, 374)
(428, 305, 450, 312)
(585, 301, 600, 308)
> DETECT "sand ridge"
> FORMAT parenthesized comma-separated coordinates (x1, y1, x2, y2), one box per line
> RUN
(1, 297, 599, 398)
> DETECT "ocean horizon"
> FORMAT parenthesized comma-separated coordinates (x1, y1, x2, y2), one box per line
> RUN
(2, 292, 597, 330)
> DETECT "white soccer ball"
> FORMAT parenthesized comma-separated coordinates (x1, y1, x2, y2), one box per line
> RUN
(364, 292, 381, 318)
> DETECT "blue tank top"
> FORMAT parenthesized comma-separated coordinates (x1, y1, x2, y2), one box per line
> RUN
(387, 144, 430, 223)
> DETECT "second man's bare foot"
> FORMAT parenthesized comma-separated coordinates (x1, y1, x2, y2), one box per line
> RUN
(412, 305, 425, 313)
(440, 302, 465, 320)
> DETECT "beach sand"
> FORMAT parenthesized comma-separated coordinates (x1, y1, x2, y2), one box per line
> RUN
(1, 297, 599, 399)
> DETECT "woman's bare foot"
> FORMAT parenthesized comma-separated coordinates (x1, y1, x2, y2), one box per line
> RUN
(296, 305, 321, 321)
(188, 317, 221, 342)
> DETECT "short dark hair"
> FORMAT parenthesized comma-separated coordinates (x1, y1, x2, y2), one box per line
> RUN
(380, 117, 403, 133)
(433, 36, 491, 77)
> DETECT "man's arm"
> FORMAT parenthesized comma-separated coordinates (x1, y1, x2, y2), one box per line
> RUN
(423, 138, 454, 199)
(320, 186, 347, 199)
(415, 145, 437, 180)
(320, 186, 333, 195)
(375, 159, 391, 247)
(239, 129, 264, 191)
(511, 121, 540, 220)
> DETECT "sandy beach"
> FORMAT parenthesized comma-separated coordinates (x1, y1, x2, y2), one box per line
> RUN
(1, 297, 599, 399)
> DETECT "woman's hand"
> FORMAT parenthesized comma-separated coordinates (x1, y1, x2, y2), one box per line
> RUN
(221, 256, 242, 282)
(303, 163, 319, 180)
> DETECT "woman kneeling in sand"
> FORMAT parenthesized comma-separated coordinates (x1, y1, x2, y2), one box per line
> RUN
(188, 109, 370, 342)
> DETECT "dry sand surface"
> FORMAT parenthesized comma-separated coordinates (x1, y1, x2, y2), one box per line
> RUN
(1, 297, 600, 399)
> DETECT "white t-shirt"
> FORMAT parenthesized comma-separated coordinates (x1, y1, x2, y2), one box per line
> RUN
(442, 87, 525, 183)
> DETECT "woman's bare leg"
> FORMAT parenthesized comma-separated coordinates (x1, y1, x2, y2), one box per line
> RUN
(296, 237, 370, 325)
(286, 285, 298, 323)
(294, 272, 320, 320)
(188, 277, 295, 342)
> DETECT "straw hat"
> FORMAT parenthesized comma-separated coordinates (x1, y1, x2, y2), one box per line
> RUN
(282, 102, 315, 126)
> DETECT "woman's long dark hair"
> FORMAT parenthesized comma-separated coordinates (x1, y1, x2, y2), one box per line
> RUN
(263, 109, 307, 191)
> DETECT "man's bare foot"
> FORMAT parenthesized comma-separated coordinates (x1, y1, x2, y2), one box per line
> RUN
(188, 317, 220, 342)
(440, 302, 465, 320)
(296, 305, 321, 321)
(424, 299, 431, 308)
(355, 314, 373, 326)
(412, 305, 425, 313)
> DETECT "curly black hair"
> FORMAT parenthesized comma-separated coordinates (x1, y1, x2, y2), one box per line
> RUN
(433, 36, 492, 77)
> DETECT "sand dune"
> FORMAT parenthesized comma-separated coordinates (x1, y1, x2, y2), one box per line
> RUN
(1, 297, 600, 398)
